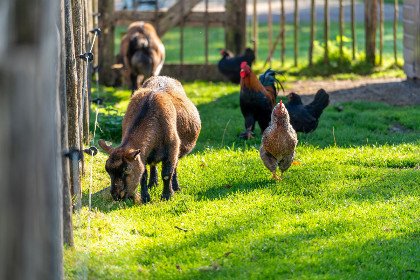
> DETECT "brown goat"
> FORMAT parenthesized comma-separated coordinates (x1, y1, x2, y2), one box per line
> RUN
(114, 21, 165, 92)
(98, 76, 201, 203)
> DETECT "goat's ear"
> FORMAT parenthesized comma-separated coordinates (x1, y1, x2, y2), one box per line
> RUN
(98, 139, 113, 154)
(126, 149, 141, 161)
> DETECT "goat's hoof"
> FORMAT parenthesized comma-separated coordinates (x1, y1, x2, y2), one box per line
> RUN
(141, 194, 151, 204)
(161, 192, 173, 201)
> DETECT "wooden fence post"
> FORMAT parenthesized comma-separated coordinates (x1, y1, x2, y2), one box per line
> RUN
(98, 0, 115, 86)
(65, 0, 82, 206)
(268, 0, 272, 67)
(0, 0, 63, 278)
(309, 0, 315, 66)
(225, 0, 247, 55)
(393, 0, 398, 65)
(324, 0, 329, 64)
(252, 0, 258, 60)
(365, 0, 378, 65)
(339, 0, 344, 62)
(351, 0, 356, 59)
(61, 0, 74, 248)
(205, 0, 209, 64)
(294, 0, 299, 67)
(281, 0, 285, 65)
(379, 0, 384, 65)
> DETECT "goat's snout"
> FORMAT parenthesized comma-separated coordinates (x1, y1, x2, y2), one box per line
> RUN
(110, 187, 126, 201)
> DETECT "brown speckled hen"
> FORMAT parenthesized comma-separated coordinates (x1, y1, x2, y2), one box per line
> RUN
(260, 100, 298, 180)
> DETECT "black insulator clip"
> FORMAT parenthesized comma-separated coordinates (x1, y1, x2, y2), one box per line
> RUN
(91, 98, 103, 105)
(78, 52, 94, 62)
(90, 28, 101, 36)
(84, 146, 98, 156)
(93, 65, 99, 73)
(64, 149, 84, 161)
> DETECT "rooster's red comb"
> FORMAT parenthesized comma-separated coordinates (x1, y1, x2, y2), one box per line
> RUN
(240, 61, 248, 69)
(280, 100, 283, 106)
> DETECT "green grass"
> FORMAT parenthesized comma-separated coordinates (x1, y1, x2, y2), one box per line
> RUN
(65, 82, 420, 279)
(115, 21, 404, 79)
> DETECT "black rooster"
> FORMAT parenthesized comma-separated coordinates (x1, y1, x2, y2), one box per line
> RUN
(285, 89, 330, 133)
(218, 48, 255, 84)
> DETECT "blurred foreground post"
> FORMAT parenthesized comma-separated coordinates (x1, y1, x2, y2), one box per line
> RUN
(0, 0, 64, 279)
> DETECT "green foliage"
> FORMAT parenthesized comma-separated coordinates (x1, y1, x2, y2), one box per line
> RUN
(68, 81, 420, 279)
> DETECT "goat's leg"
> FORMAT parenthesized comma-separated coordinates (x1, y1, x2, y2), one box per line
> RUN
(171, 167, 181, 192)
(161, 139, 180, 200)
(160, 159, 175, 200)
(140, 169, 151, 203)
(130, 73, 137, 94)
(147, 164, 159, 189)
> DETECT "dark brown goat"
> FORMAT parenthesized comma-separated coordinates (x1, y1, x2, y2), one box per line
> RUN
(114, 21, 165, 92)
(98, 76, 201, 203)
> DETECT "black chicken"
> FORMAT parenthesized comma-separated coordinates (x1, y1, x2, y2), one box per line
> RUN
(285, 89, 330, 133)
(218, 48, 255, 84)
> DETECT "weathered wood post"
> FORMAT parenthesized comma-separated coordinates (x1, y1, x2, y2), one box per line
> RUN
(252, 0, 258, 60)
(99, 0, 115, 85)
(379, 0, 384, 65)
(324, 0, 330, 64)
(65, 0, 82, 207)
(393, 0, 398, 65)
(61, 0, 74, 248)
(403, 0, 420, 78)
(365, 0, 378, 65)
(294, 0, 299, 67)
(281, 0, 285, 65)
(0, 0, 63, 278)
(339, 0, 344, 62)
(351, 0, 356, 59)
(225, 0, 247, 55)
(309, 0, 316, 66)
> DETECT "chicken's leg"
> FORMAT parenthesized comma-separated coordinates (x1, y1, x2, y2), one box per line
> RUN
(259, 150, 279, 180)
(239, 115, 255, 140)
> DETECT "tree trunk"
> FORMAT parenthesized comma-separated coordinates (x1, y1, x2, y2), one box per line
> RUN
(0, 0, 63, 278)
(225, 0, 247, 55)
(365, 0, 378, 65)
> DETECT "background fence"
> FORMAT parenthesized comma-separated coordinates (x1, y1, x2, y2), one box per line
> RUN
(99, 0, 407, 82)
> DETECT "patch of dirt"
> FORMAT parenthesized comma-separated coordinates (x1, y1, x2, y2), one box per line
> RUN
(285, 77, 420, 106)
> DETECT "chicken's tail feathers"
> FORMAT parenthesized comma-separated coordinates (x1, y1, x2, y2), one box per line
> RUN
(258, 68, 285, 96)
(306, 88, 330, 119)
(244, 48, 256, 65)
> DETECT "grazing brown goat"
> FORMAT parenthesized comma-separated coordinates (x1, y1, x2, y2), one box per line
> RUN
(98, 76, 201, 203)
(114, 21, 165, 92)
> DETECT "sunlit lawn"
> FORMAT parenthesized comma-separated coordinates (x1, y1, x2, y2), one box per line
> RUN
(64, 80, 420, 279)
